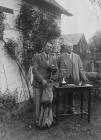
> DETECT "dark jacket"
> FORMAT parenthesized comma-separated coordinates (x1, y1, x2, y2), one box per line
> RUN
(32, 52, 57, 87)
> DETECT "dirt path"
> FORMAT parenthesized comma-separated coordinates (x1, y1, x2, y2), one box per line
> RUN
(0, 97, 101, 140)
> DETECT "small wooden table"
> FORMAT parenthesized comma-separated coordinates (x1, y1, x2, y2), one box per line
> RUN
(53, 84, 93, 123)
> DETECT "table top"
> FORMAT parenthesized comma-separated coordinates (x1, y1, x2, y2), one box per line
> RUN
(54, 83, 93, 89)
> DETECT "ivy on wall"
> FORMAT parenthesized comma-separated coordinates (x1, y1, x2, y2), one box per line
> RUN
(0, 12, 5, 39)
(15, 3, 61, 72)
(4, 2, 61, 101)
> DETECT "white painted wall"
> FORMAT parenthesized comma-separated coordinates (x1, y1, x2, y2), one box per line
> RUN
(0, 39, 30, 102)
(0, 0, 21, 40)
(54, 14, 61, 29)
(0, 0, 31, 102)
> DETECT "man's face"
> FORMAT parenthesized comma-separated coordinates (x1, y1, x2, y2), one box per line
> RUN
(44, 43, 52, 54)
(65, 45, 73, 54)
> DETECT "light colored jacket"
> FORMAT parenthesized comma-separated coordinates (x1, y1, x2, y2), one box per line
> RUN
(58, 52, 87, 83)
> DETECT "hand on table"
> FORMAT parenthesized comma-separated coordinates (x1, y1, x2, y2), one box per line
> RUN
(42, 79, 48, 87)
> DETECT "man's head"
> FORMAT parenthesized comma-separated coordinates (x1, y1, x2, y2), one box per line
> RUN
(63, 42, 73, 54)
(44, 42, 53, 54)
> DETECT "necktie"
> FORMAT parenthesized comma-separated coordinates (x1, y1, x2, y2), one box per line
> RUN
(46, 54, 49, 65)
(67, 53, 73, 81)
(46, 54, 49, 60)
(70, 54, 74, 83)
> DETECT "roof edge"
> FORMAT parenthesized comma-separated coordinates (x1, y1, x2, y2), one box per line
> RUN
(0, 6, 13, 14)
(61, 9, 73, 16)
(44, 0, 73, 16)
(23, 0, 73, 16)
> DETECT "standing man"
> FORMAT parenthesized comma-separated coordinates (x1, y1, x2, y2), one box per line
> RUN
(58, 42, 88, 113)
(32, 42, 57, 127)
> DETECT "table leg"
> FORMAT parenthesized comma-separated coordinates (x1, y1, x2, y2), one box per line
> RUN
(56, 90, 59, 123)
(80, 92, 83, 118)
(88, 90, 91, 123)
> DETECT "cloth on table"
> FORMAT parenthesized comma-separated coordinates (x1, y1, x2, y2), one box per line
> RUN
(38, 83, 53, 128)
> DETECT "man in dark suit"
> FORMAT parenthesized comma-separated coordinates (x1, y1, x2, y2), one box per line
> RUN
(32, 42, 57, 126)
(58, 42, 88, 113)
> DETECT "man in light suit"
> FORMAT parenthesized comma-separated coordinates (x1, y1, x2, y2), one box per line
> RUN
(32, 42, 57, 126)
(58, 42, 88, 113)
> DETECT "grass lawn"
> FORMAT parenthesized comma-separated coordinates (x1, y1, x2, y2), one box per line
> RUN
(0, 96, 101, 140)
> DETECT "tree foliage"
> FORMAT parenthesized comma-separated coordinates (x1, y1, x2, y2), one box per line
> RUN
(4, 3, 61, 102)
(89, 30, 101, 53)
(16, 3, 61, 72)
(5, 39, 17, 59)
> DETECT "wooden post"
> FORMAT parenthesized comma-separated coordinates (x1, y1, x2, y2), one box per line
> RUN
(0, 6, 13, 14)
(0, 5, 13, 39)
(91, 61, 94, 72)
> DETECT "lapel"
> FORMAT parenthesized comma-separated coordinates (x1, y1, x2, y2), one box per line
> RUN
(41, 52, 46, 61)
(72, 53, 76, 65)
(63, 53, 71, 66)
(41, 52, 52, 66)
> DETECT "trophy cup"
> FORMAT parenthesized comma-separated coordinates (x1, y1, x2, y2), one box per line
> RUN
(59, 69, 67, 87)
(47, 64, 57, 82)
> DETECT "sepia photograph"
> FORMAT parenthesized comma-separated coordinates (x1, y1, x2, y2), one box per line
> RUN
(0, 0, 101, 139)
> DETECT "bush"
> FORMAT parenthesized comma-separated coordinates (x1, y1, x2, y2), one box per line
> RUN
(5, 39, 18, 59)
(16, 3, 61, 72)
(0, 89, 18, 111)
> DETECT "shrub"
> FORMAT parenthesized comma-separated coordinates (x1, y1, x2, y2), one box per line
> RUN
(16, 3, 61, 73)
(0, 89, 18, 112)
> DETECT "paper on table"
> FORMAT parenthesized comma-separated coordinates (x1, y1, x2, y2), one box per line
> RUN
(82, 83, 92, 87)
(68, 84, 76, 86)
(68, 83, 92, 87)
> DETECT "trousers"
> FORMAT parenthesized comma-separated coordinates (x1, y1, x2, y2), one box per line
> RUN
(33, 87, 43, 122)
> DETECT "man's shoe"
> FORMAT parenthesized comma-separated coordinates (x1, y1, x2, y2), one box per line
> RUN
(67, 108, 77, 114)
(63, 108, 69, 114)
(67, 109, 74, 114)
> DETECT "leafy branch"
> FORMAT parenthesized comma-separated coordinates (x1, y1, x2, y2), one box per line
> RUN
(16, 3, 60, 72)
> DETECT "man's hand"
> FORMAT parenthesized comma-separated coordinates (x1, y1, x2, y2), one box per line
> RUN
(42, 79, 48, 87)
(85, 77, 89, 83)
(81, 77, 89, 85)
